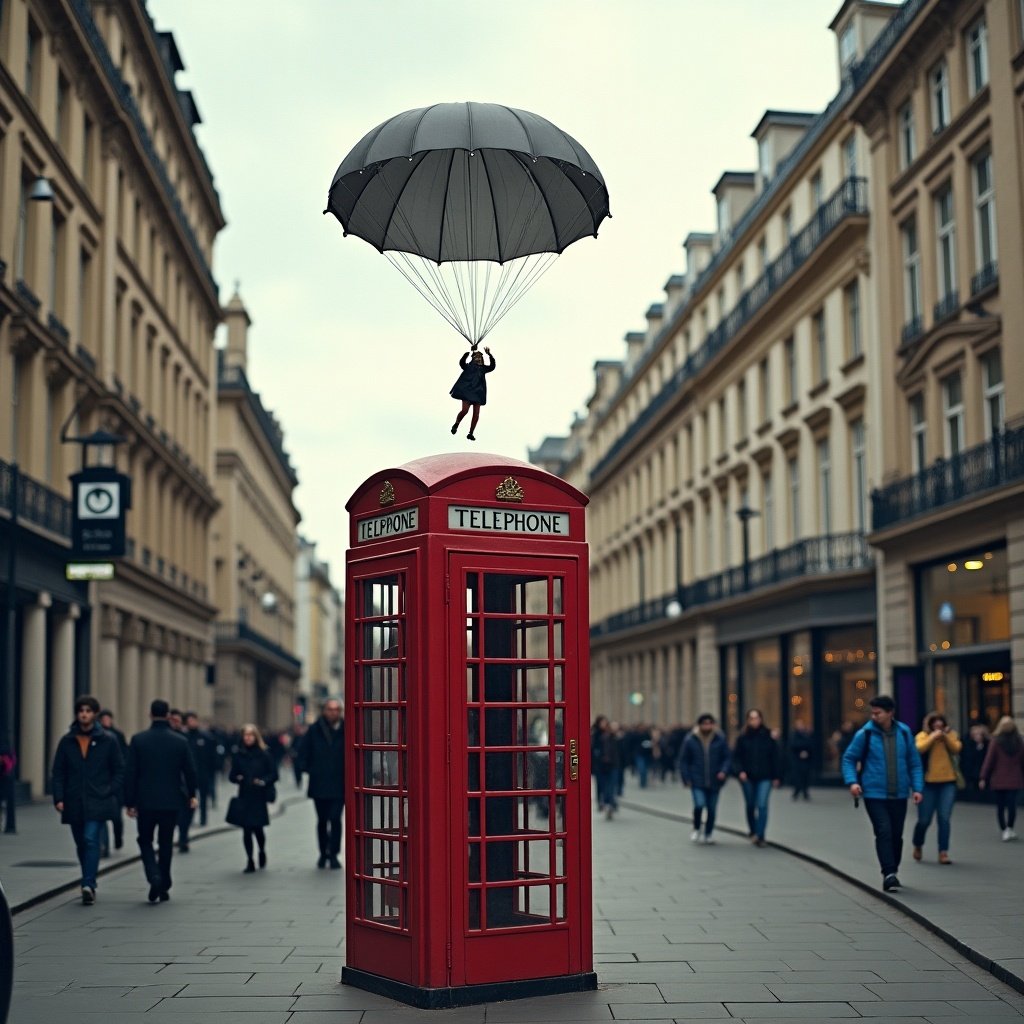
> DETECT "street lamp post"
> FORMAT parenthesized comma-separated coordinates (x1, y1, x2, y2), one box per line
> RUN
(736, 504, 761, 592)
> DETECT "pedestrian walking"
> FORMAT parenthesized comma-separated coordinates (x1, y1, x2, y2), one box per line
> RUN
(732, 709, 783, 846)
(960, 722, 990, 796)
(50, 696, 125, 905)
(677, 713, 731, 844)
(979, 716, 1024, 841)
(226, 724, 278, 872)
(296, 698, 345, 868)
(124, 699, 199, 903)
(789, 718, 814, 800)
(591, 715, 621, 819)
(842, 694, 923, 892)
(98, 708, 129, 853)
(912, 712, 962, 864)
(184, 712, 217, 827)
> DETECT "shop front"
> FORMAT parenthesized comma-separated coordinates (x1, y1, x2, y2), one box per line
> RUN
(916, 544, 1012, 733)
(716, 587, 877, 779)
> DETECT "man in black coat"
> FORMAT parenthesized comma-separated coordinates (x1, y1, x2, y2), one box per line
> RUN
(179, 711, 216, 844)
(124, 698, 199, 902)
(51, 695, 125, 905)
(296, 699, 345, 869)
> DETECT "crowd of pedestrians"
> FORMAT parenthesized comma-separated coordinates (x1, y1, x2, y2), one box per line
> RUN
(592, 695, 1022, 891)
(48, 693, 345, 905)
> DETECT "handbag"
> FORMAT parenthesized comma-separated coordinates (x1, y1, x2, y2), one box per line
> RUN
(225, 796, 246, 827)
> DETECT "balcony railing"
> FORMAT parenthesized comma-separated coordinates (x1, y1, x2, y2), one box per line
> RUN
(971, 261, 998, 296)
(933, 291, 958, 324)
(591, 532, 873, 639)
(215, 620, 302, 673)
(900, 315, 924, 346)
(15, 280, 41, 313)
(872, 426, 1024, 530)
(46, 313, 70, 345)
(0, 459, 72, 539)
(590, 177, 868, 483)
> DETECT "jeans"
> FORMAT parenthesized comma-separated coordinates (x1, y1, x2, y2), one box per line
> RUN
(137, 809, 179, 892)
(595, 770, 617, 811)
(996, 790, 1019, 831)
(634, 754, 649, 789)
(691, 786, 720, 835)
(69, 820, 103, 889)
(740, 779, 772, 839)
(864, 797, 908, 876)
(313, 798, 343, 857)
(912, 781, 957, 851)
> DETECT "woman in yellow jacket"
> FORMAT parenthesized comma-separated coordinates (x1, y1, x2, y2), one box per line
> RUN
(912, 712, 962, 864)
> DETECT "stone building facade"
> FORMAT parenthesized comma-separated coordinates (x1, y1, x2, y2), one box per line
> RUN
(295, 536, 343, 721)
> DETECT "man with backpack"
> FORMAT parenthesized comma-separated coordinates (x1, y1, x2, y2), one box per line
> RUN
(842, 695, 924, 892)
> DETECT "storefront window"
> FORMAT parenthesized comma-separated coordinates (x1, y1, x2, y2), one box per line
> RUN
(723, 646, 740, 742)
(918, 547, 1009, 653)
(744, 638, 781, 733)
(821, 626, 877, 774)
(788, 631, 813, 735)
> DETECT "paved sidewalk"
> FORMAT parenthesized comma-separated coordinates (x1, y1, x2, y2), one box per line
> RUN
(10, 796, 1024, 1021)
(620, 780, 1024, 991)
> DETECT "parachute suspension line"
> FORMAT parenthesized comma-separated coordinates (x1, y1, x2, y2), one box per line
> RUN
(385, 251, 468, 341)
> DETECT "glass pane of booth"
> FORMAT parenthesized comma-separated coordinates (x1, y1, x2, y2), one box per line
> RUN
(463, 570, 569, 932)
(352, 572, 409, 931)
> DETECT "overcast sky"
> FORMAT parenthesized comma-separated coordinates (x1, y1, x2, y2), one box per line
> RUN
(148, 0, 847, 586)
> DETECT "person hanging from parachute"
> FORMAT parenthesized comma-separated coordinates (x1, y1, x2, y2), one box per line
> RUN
(325, 101, 610, 438)
(449, 343, 496, 441)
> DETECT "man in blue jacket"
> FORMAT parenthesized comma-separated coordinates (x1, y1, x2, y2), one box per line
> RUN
(678, 714, 731, 844)
(842, 695, 924, 892)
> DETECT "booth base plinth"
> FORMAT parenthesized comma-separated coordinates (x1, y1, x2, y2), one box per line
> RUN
(341, 966, 599, 1009)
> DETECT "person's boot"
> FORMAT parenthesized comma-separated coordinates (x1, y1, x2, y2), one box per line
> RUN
(259, 849, 267, 869)
(244, 858, 256, 874)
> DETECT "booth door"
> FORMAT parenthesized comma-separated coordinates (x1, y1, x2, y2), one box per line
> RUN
(346, 558, 414, 981)
(449, 554, 585, 986)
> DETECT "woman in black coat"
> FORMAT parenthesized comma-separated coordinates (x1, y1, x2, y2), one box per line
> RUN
(732, 709, 783, 846)
(450, 346, 496, 440)
(227, 724, 277, 872)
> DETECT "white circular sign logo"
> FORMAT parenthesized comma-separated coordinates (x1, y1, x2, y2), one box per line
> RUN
(78, 482, 120, 519)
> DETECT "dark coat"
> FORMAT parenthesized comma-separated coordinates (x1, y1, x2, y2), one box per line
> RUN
(980, 735, 1024, 791)
(591, 729, 621, 772)
(960, 737, 990, 785)
(124, 720, 199, 811)
(297, 718, 345, 800)
(228, 747, 278, 829)
(678, 731, 731, 789)
(51, 724, 125, 824)
(732, 726, 784, 782)
(186, 727, 217, 784)
(450, 352, 496, 405)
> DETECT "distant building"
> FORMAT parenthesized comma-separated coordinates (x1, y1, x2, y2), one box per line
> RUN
(211, 292, 301, 731)
(295, 537, 343, 720)
(0, 0, 225, 795)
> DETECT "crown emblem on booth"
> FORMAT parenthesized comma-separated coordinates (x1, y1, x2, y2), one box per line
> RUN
(495, 477, 524, 503)
(379, 480, 395, 506)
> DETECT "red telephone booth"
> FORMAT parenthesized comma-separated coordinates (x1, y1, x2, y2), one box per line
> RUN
(342, 453, 596, 1008)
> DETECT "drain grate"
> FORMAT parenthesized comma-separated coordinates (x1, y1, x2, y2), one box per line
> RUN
(12, 861, 79, 868)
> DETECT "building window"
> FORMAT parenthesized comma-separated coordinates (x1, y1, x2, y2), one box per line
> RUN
(782, 207, 793, 242)
(757, 235, 768, 271)
(842, 134, 857, 179)
(784, 336, 797, 404)
(722, 492, 732, 567)
(972, 150, 997, 272)
(910, 393, 927, 472)
(943, 373, 964, 458)
(898, 101, 916, 170)
(788, 455, 801, 540)
(717, 286, 726, 322)
(812, 308, 828, 383)
(981, 349, 1004, 438)
(78, 247, 93, 343)
(851, 419, 867, 533)
(83, 114, 94, 190)
(810, 170, 824, 210)
(25, 17, 41, 101)
(966, 17, 988, 97)
(56, 73, 70, 149)
(758, 138, 772, 183)
(930, 60, 950, 134)
(902, 216, 922, 323)
(844, 280, 862, 359)
(14, 175, 29, 280)
(718, 396, 727, 454)
(759, 356, 770, 422)
(736, 262, 746, 294)
(49, 209, 65, 314)
(817, 438, 832, 534)
(840, 23, 857, 67)
(763, 470, 775, 550)
(935, 184, 956, 300)
(737, 378, 748, 437)
(717, 195, 730, 237)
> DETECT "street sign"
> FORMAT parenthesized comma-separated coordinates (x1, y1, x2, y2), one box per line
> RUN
(66, 562, 115, 581)
(70, 467, 132, 559)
